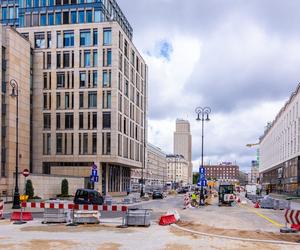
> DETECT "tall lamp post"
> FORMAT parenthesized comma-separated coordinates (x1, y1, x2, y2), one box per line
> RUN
(10, 79, 20, 209)
(195, 107, 211, 206)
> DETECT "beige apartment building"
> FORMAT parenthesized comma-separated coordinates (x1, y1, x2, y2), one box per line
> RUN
(166, 154, 189, 186)
(0, 0, 147, 196)
(131, 143, 167, 186)
(0, 25, 31, 195)
(174, 119, 192, 183)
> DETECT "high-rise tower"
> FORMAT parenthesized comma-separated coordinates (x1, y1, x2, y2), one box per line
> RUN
(174, 119, 192, 183)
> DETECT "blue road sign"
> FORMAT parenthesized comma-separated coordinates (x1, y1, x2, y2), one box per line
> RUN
(199, 173, 206, 180)
(197, 179, 207, 187)
(92, 169, 98, 177)
(199, 167, 206, 175)
(90, 175, 99, 183)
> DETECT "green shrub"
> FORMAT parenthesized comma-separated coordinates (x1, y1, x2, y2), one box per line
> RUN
(61, 179, 69, 197)
(25, 179, 34, 199)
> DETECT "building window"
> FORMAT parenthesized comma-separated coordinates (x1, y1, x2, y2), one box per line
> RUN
(56, 93, 61, 109)
(83, 133, 88, 154)
(103, 112, 111, 129)
(93, 29, 98, 45)
(56, 12, 62, 25)
(93, 50, 98, 67)
(63, 52, 70, 68)
(94, 10, 101, 22)
(48, 13, 54, 25)
(103, 29, 112, 46)
(56, 72, 65, 88)
(40, 13, 47, 26)
(78, 10, 84, 23)
(92, 133, 97, 154)
(63, 31, 74, 47)
(102, 70, 111, 87)
(93, 71, 98, 87)
(80, 30, 91, 46)
(79, 92, 84, 108)
(102, 132, 111, 155)
(84, 50, 91, 67)
(88, 91, 97, 108)
(65, 113, 74, 129)
(56, 113, 61, 129)
(34, 33, 45, 48)
(43, 133, 51, 155)
(57, 31, 62, 48)
(56, 133, 63, 154)
(80, 72, 86, 88)
(92, 112, 97, 129)
(43, 113, 51, 130)
(71, 11, 77, 24)
(63, 11, 69, 24)
(86, 10, 92, 23)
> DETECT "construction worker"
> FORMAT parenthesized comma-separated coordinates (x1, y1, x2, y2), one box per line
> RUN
(191, 192, 197, 207)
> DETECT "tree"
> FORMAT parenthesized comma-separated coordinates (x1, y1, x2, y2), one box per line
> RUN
(61, 179, 69, 197)
(193, 173, 199, 184)
(25, 179, 34, 199)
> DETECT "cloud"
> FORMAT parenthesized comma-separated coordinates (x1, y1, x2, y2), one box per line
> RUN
(117, 0, 300, 172)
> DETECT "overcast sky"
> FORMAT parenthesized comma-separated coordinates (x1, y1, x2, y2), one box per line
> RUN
(118, 0, 300, 173)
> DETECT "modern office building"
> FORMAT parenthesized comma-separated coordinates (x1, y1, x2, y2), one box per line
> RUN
(260, 83, 300, 195)
(0, 0, 19, 27)
(0, 25, 31, 195)
(204, 163, 239, 183)
(166, 154, 189, 186)
(131, 143, 167, 186)
(0, 0, 147, 196)
(174, 119, 192, 184)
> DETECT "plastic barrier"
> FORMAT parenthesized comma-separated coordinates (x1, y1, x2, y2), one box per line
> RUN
(21, 202, 128, 212)
(10, 211, 33, 221)
(159, 214, 177, 226)
(0, 199, 4, 219)
(285, 209, 300, 231)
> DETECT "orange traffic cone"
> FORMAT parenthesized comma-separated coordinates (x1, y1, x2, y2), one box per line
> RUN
(254, 201, 260, 208)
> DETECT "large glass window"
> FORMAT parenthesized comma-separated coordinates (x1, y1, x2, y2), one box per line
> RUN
(40, 13, 46, 25)
(34, 33, 45, 48)
(63, 11, 69, 24)
(57, 31, 62, 48)
(80, 30, 91, 46)
(63, 31, 74, 47)
(84, 51, 91, 67)
(56, 72, 65, 88)
(56, 12, 61, 25)
(94, 10, 101, 23)
(93, 29, 98, 45)
(88, 92, 97, 108)
(78, 11, 84, 23)
(2, 8, 7, 20)
(80, 72, 86, 88)
(103, 112, 111, 129)
(102, 70, 111, 87)
(71, 11, 77, 24)
(43, 113, 51, 129)
(48, 13, 54, 25)
(86, 10, 92, 23)
(107, 49, 112, 66)
(65, 113, 74, 129)
(93, 50, 98, 67)
(103, 29, 112, 46)
(93, 71, 98, 87)
(56, 133, 63, 154)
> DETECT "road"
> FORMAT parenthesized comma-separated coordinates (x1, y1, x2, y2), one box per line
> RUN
(0, 194, 300, 249)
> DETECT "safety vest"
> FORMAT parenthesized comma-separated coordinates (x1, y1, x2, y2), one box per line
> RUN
(191, 194, 197, 200)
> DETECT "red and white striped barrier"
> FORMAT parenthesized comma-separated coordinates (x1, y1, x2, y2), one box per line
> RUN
(21, 202, 128, 212)
(0, 199, 4, 219)
(285, 209, 300, 231)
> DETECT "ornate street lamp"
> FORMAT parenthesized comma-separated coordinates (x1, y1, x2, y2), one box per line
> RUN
(10, 79, 20, 209)
(195, 106, 211, 206)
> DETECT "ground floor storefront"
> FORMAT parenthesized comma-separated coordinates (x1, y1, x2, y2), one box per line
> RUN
(42, 161, 131, 196)
(261, 156, 300, 196)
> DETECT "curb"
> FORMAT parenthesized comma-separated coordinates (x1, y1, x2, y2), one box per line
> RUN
(170, 224, 300, 246)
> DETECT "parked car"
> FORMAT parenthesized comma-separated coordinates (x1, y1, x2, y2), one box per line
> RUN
(177, 186, 189, 194)
(74, 189, 104, 205)
(152, 190, 164, 199)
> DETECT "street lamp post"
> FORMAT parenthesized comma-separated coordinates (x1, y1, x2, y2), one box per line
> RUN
(195, 106, 211, 206)
(10, 79, 20, 209)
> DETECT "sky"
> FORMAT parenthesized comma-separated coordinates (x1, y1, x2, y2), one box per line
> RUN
(117, 0, 300, 173)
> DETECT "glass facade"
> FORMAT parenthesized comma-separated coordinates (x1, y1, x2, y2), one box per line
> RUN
(0, 0, 133, 40)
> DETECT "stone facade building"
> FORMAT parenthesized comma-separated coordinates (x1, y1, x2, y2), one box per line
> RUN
(260, 83, 300, 195)
(174, 119, 192, 184)
(0, 0, 147, 196)
(131, 143, 167, 186)
(166, 154, 189, 186)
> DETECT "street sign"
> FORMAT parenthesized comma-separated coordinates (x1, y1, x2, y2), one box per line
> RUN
(199, 173, 205, 180)
(92, 169, 98, 177)
(22, 169, 29, 177)
(90, 175, 99, 183)
(197, 179, 207, 187)
(199, 167, 206, 175)
(92, 163, 97, 170)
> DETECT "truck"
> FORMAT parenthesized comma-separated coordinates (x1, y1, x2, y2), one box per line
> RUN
(245, 184, 257, 198)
